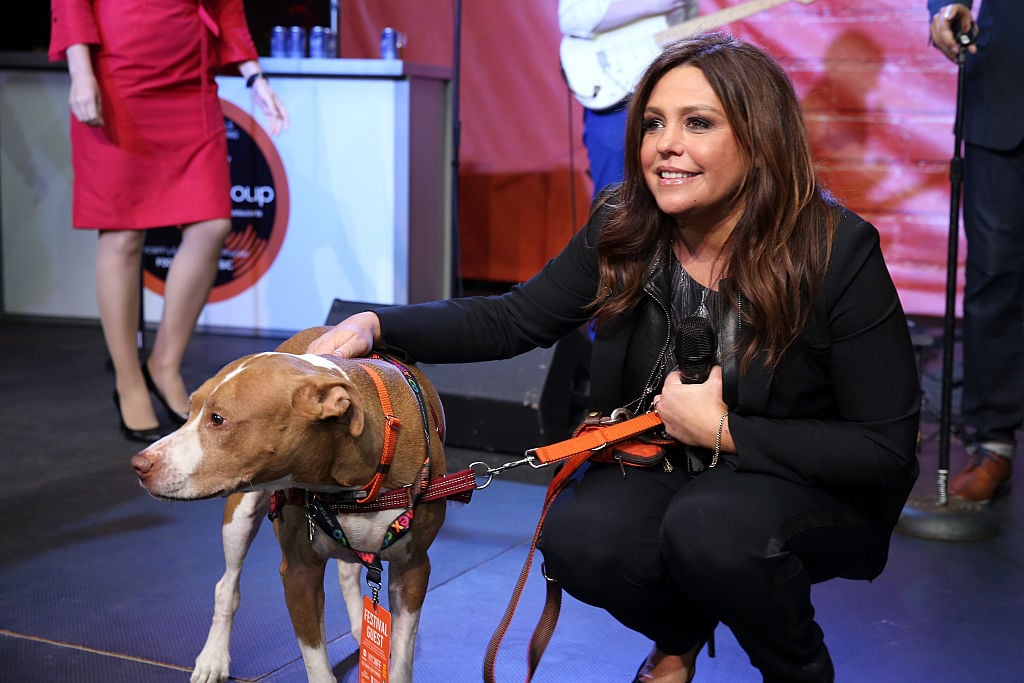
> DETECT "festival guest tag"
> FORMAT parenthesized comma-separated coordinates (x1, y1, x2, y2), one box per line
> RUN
(359, 595, 392, 683)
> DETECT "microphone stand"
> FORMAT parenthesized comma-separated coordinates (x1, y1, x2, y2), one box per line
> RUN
(330, 0, 340, 55)
(897, 25, 999, 542)
(449, 0, 463, 297)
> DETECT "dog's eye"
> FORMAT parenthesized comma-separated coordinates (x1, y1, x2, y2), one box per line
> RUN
(211, 413, 224, 426)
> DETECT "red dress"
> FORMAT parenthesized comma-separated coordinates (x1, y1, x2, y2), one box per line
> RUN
(49, 0, 259, 230)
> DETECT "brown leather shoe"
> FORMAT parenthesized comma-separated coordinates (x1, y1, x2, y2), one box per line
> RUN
(949, 447, 1012, 503)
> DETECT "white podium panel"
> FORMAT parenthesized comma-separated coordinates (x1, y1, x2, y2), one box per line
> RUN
(1, 55, 451, 334)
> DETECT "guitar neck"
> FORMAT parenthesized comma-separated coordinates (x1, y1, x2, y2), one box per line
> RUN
(655, 0, 798, 47)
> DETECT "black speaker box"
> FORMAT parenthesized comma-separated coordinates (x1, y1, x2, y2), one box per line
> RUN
(325, 298, 592, 455)
(325, 298, 385, 326)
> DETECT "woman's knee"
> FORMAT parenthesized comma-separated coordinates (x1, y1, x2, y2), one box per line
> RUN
(98, 229, 145, 257)
(660, 484, 770, 583)
(181, 217, 232, 246)
(540, 492, 663, 594)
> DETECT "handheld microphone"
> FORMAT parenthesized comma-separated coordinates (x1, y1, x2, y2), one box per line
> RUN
(675, 315, 716, 384)
(953, 21, 976, 47)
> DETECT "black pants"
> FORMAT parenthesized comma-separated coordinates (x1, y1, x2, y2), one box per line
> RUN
(537, 461, 894, 682)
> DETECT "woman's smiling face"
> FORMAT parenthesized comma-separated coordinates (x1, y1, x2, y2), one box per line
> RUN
(640, 65, 748, 227)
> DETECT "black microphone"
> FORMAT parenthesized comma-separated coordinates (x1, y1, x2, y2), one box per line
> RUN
(674, 315, 716, 384)
(953, 21, 976, 48)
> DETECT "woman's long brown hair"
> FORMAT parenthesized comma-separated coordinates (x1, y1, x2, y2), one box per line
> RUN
(591, 32, 838, 372)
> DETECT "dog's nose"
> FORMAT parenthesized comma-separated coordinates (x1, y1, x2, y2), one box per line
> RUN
(131, 453, 153, 477)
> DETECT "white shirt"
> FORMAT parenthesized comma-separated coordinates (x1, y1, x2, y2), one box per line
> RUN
(558, 0, 700, 38)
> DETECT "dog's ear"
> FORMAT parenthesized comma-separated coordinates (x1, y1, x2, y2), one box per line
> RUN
(322, 382, 365, 437)
(295, 378, 365, 437)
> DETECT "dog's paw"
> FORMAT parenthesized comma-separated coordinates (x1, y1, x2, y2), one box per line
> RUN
(190, 647, 231, 683)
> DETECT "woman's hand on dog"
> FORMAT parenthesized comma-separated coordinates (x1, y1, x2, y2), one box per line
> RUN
(307, 312, 381, 358)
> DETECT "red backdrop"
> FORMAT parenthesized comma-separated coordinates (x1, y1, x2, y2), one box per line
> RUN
(337, 0, 960, 317)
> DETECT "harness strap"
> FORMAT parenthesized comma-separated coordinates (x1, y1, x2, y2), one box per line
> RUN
(356, 362, 401, 504)
(304, 492, 390, 588)
(269, 469, 476, 516)
(372, 353, 435, 446)
(412, 468, 475, 505)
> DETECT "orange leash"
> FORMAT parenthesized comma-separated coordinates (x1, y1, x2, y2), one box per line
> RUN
(482, 448, 591, 683)
(528, 411, 664, 464)
(483, 410, 666, 682)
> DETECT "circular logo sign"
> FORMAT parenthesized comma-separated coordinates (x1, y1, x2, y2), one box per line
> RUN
(142, 99, 290, 303)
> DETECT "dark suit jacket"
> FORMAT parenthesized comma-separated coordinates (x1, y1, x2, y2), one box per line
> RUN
(928, 0, 1024, 150)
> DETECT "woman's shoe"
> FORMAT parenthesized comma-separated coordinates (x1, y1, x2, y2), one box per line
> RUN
(632, 642, 702, 683)
(142, 361, 188, 426)
(112, 391, 163, 443)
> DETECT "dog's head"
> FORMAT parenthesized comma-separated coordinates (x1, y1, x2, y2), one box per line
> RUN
(131, 352, 378, 500)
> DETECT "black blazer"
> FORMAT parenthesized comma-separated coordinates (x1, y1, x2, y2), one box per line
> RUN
(928, 0, 1024, 150)
(375, 201, 920, 529)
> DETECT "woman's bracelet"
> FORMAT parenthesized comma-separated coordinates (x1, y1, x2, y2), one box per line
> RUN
(711, 411, 728, 468)
(245, 72, 267, 88)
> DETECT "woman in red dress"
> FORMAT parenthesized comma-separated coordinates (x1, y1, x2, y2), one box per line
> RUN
(49, 0, 288, 440)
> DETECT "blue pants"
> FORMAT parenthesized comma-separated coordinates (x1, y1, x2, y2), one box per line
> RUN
(583, 105, 627, 196)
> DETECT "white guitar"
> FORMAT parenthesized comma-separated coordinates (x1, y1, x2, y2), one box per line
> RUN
(560, 0, 817, 111)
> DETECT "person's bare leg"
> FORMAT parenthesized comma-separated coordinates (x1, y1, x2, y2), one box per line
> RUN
(96, 229, 159, 431)
(146, 218, 231, 415)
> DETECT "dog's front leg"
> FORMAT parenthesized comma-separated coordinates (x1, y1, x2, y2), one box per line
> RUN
(192, 490, 270, 683)
(277, 514, 336, 683)
(386, 554, 432, 683)
(336, 557, 365, 644)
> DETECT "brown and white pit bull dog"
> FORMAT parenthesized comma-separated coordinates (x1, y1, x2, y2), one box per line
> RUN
(131, 327, 457, 683)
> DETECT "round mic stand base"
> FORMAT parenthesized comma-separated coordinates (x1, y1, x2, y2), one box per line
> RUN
(897, 495, 1000, 542)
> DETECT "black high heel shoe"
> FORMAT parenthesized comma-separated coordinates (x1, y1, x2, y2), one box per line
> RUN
(632, 632, 711, 683)
(112, 391, 163, 443)
(141, 361, 188, 426)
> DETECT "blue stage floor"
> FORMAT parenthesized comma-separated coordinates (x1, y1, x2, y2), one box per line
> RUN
(1, 319, 1021, 682)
